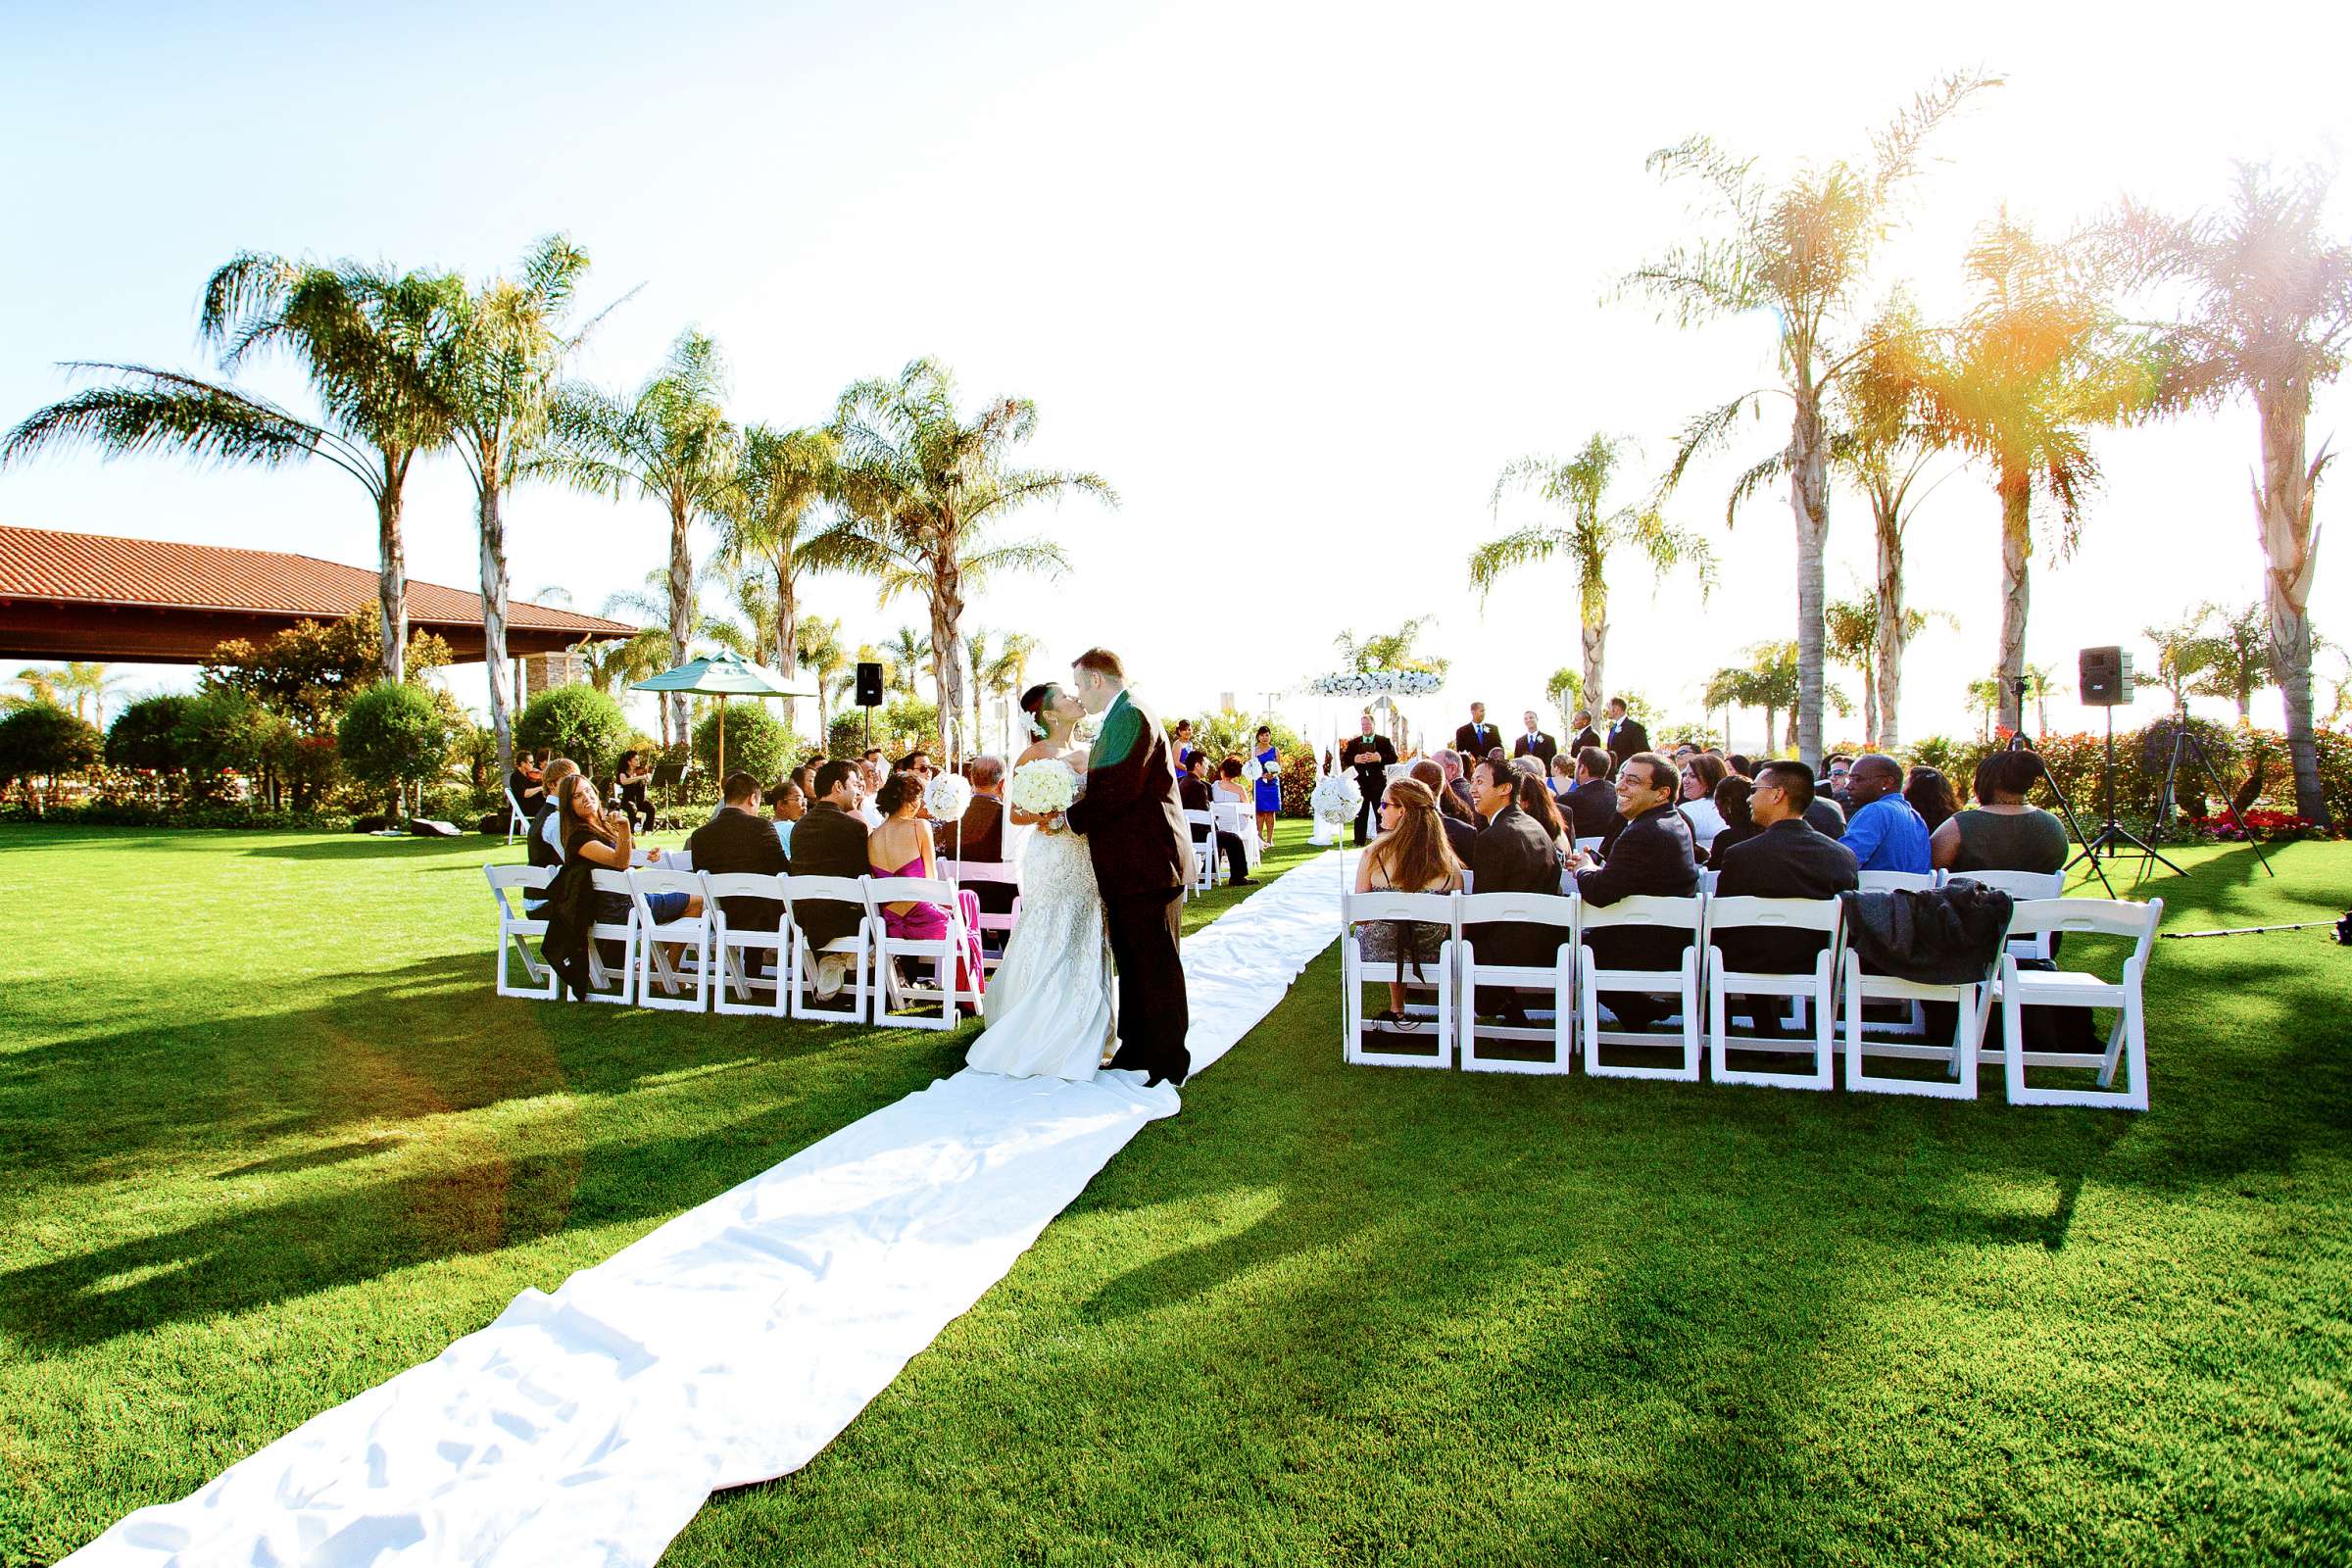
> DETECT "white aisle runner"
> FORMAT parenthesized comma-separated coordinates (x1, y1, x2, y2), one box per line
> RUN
(69, 852, 1347, 1568)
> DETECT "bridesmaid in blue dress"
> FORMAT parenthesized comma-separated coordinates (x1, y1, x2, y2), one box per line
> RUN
(1252, 725, 1282, 848)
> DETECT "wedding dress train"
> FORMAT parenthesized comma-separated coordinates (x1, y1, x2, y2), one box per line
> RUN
(963, 817, 1116, 1081)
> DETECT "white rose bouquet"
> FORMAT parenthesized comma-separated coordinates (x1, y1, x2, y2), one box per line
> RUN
(1008, 757, 1079, 818)
(1309, 771, 1362, 826)
(923, 771, 973, 822)
(1240, 756, 1265, 783)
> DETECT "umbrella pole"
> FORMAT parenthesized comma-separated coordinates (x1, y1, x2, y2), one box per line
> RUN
(718, 696, 727, 780)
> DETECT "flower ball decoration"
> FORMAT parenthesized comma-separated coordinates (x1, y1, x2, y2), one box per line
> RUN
(1309, 770, 1362, 826)
(923, 770, 973, 822)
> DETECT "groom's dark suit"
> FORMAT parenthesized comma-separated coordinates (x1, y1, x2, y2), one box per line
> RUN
(1065, 687, 1193, 1085)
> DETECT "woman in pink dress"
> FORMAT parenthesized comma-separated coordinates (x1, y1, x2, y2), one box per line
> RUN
(867, 770, 985, 1010)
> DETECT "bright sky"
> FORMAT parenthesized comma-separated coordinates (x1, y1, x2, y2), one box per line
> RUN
(6, 0, 2350, 754)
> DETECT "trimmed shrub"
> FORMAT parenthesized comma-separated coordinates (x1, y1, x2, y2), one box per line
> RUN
(693, 704, 793, 782)
(514, 685, 630, 778)
(338, 682, 455, 811)
(0, 702, 104, 813)
(106, 695, 195, 773)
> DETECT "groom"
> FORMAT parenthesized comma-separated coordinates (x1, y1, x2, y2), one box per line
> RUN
(1063, 646, 1193, 1087)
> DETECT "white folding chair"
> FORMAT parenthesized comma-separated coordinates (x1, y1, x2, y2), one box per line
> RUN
(1996, 898, 2162, 1109)
(1573, 836, 1603, 858)
(1840, 899, 2005, 1100)
(1703, 896, 1841, 1091)
(1184, 808, 1218, 894)
(1578, 895, 1703, 1080)
(942, 858, 1024, 975)
(1947, 870, 2067, 961)
(1343, 890, 1461, 1068)
(580, 868, 641, 1004)
(1858, 870, 1938, 893)
(1215, 800, 1262, 870)
(863, 875, 983, 1029)
(1455, 892, 1577, 1075)
(505, 789, 529, 845)
(484, 864, 558, 1000)
(705, 871, 789, 1017)
(629, 865, 710, 1011)
(783, 875, 876, 1023)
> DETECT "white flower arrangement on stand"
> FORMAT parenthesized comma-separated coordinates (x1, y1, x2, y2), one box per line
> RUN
(1309, 771, 1362, 827)
(922, 771, 973, 823)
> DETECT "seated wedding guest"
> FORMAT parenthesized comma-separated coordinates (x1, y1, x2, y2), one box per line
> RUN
(613, 748, 657, 832)
(1825, 755, 1855, 809)
(1408, 759, 1479, 863)
(1437, 748, 1477, 816)
(1839, 754, 1933, 873)
(867, 771, 985, 1009)
(1355, 777, 1465, 1021)
(1509, 754, 1545, 781)
(1565, 752, 1698, 1030)
(766, 778, 807, 855)
(1560, 746, 1621, 843)
(1251, 725, 1282, 846)
(1453, 702, 1498, 758)
(1711, 760, 1858, 1029)
(555, 772, 700, 928)
(1468, 758, 1565, 1022)
(1513, 710, 1557, 766)
(788, 759, 872, 998)
(1726, 753, 1754, 779)
(1569, 708, 1603, 755)
(894, 749, 935, 812)
(1180, 753, 1253, 887)
(1214, 756, 1250, 805)
(1708, 774, 1760, 859)
(1678, 752, 1730, 850)
(1804, 790, 1847, 839)
(1515, 771, 1572, 863)
(1934, 748, 2070, 873)
(689, 770, 786, 938)
(528, 757, 579, 870)
(508, 750, 546, 814)
(1904, 765, 1960, 834)
(1547, 752, 1578, 802)
(950, 756, 1018, 929)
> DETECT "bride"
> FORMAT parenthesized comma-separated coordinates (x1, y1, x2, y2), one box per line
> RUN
(963, 682, 1116, 1081)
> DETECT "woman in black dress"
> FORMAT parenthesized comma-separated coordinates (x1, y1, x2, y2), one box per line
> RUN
(614, 749, 657, 832)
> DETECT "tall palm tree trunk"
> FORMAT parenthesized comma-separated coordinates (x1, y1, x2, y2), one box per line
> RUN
(929, 576, 965, 759)
(665, 491, 693, 746)
(1788, 388, 1831, 765)
(476, 443, 514, 776)
(1580, 595, 1607, 718)
(1996, 467, 2033, 734)
(2257, 393, 2328, 824)
(376, 462, 409, 683)
(773, 553, 798, 737)
(1873, 497, 1905, 750)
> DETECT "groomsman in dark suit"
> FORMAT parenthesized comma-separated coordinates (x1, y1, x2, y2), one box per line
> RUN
(1512, 710, 1557, 767)
(1452, 702, 1496, 758)
(1345, 711, 1396, 845)
(1568, 709, 1603, 755)
(1604, 697, 1649, 769)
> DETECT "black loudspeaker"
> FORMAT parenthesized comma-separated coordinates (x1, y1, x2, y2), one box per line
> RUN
(2080, 646, 2135, 707)
(855, 662, 885, 708)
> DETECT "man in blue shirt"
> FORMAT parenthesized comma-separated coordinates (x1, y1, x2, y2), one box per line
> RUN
(1838, 754, 1932, 873)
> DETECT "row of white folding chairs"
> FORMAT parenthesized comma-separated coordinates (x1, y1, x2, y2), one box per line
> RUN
(1183, 801, 1264, 897)
(1341, 878, 2159, 1108)
(483, 863, 982, 1029)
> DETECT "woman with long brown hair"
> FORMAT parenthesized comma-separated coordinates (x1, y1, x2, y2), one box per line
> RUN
(1515, 771, 1571, 862)
(1352, 776, 1464, 1021)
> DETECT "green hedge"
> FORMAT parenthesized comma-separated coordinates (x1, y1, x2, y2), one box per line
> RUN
(515, 686, 630, 779)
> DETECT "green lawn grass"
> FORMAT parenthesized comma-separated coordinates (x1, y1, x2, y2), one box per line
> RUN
(2, 825, 2346, 1566)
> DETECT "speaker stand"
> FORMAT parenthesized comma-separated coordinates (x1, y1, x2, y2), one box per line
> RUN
(2068, 705, 2184, 880)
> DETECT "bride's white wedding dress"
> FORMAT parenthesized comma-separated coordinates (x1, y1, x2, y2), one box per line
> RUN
(964, 776, 1116, 1082)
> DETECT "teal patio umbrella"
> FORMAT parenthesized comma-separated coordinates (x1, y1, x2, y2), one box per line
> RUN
(631, 649, 818, 777)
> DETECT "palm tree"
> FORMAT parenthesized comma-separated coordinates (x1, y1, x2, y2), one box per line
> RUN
(795, 614, 850, 739)
(2186, 601, 2277, 719)
(1545, 667, 1582, 734)
(9, 667, 61, 710)
(2020, 662, 2066, 735)
(1470, 433, 1708, 707)
(2142, 612, 2213, 715)
(57, 662, 124, 724)
(438, 234, 598, 775)
(984, 631, 1041, 752)
(582, 628, 670, 710)
(1912, 213, 2142, 732)
(1333, 617, 1448, 676)
(3, 254, 458, 680)
(542, 329, 740, 743)
(819, 358, 1112, 754)
(2109, 163, 2352, 824)
(1966, 677, 2006, 742)
(882, 626, 932, 701)
(715, 422, 838, 735)
(959, 625, 993, 758)
(1626, 73, 1994, 764)
(1824, 597, 1881, 746)
(602, 566, 736, 749)
(1700, 664, 1761, 755)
